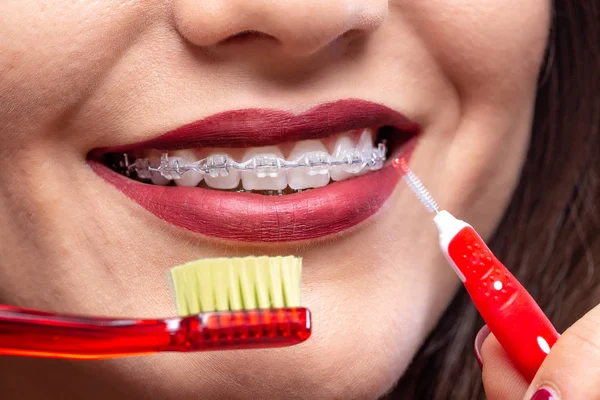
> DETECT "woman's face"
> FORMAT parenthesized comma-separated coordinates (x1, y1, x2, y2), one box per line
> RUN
(0, 1, 550, 398)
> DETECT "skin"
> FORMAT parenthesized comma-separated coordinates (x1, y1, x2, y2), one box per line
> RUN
(482, 304, 600, 399)
(0, 1, 550, 399)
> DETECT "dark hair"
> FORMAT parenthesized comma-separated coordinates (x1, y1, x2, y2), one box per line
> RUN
(389, 1, 600, 398)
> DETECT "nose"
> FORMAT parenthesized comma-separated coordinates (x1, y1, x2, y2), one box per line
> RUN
(173, 0, 387, 56)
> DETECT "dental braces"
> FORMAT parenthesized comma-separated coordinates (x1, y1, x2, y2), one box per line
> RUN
(121, 142, 387, 180)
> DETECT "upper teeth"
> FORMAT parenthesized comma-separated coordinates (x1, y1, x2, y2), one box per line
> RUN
(126, 128, 386, 190)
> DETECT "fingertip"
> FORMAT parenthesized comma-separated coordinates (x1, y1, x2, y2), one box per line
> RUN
(478, 331, 529, 400)
(475, 325, 491, 369)
(479, 331, 501, 364)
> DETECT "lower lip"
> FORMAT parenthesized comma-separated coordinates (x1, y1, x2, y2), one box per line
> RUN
(90, 144, 414, 242)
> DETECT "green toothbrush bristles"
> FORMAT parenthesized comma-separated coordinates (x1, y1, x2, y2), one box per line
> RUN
(169, 256, 302, 316)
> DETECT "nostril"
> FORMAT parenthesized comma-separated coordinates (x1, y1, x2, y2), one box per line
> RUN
(220, 30, 280, 46)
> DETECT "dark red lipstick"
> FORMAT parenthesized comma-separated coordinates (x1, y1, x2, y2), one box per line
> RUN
(90, 99, 419, 242)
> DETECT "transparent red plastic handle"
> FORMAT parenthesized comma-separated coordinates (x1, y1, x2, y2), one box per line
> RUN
(0, 305, 311, 359)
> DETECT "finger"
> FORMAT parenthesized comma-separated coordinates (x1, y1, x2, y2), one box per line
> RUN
(478, 328, 528, 400)
(524, 304, 600, 399)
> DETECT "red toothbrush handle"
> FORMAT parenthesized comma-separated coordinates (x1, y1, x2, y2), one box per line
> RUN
(0, 305, 311, 359)
(447, 227, 559, 382)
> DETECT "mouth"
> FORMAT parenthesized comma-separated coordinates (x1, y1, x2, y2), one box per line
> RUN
(89, 99, 419, 242)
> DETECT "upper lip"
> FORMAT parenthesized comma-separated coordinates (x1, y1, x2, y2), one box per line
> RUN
(93, 98, 419, 154)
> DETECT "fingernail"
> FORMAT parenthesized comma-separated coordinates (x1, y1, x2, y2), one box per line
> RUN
(530, 388, 556, 400)
(474, 325, 491, 369)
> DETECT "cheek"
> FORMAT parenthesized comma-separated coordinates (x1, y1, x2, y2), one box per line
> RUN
(404, 0, 551, 102)
(403, 0, 550, 234)
(0, 1, 150, 144)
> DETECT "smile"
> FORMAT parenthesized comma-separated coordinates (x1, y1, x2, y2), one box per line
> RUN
(89, 99, 419, 242)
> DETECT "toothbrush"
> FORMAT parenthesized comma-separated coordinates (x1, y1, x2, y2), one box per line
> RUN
(0, 256, 310, 359)
(394, 158, 559, 382)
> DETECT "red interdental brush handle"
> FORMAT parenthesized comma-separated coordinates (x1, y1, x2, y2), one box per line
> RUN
(0, 305, 311, 360)
(435, 211, 559, 382)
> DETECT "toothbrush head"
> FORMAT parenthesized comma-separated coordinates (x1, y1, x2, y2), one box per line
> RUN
(169, 255, 303, 316)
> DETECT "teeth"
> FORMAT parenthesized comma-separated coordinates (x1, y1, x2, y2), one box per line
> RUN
(330, 134, 355, 181)
(147, 150, 171, 186)
(206, 154, 229, 178)
(357, 128, 375, 150)
(287, 140, 330, 190)
(241, 146, 287, 190)
(204, 152, 240, 189)
(357, 129, 374, 175)
(126, 127, 387, 192)
(132, 158, 151, 179)
(171, 150, 203, 187)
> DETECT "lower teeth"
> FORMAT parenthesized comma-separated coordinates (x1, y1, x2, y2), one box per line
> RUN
(210, 182, 309, 196)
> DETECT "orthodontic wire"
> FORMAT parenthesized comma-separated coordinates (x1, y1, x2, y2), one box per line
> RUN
(122, 142, 387, 179)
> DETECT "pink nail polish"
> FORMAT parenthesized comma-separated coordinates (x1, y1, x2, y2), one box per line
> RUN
(531, 388, 555, 400)
(474, 325, 491, 369)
